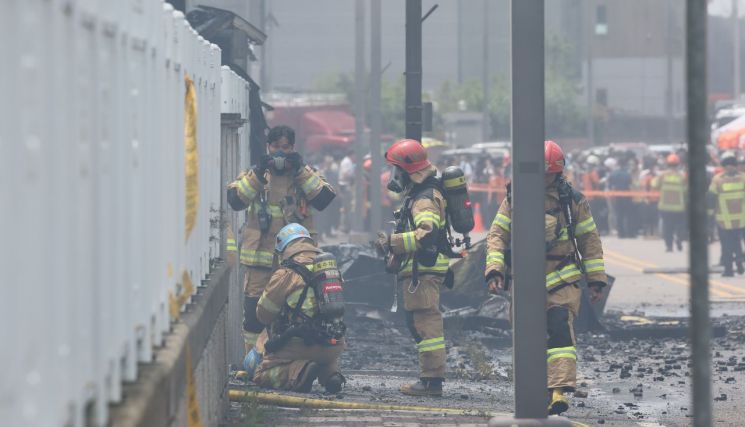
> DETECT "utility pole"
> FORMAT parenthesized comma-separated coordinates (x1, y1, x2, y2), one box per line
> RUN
(687, 1, 711, 426)
(734, 0, 741, 99)
(491, 1, 570, 425)
(353, 0, 367, 232)
(665, 0, 675, 143)
(405, 0, 422, 142)
(369, 0, 383, 237)
(254, 0, 267, 89)
(585, 1, 595, 146)
(482, 0, 491, 141)
(457, 2, 463, 84)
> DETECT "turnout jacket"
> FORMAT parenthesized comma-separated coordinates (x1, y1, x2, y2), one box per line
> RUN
(388, 166, 450, 278)
(709, 171, 745, 230)
(651, 169, 687, 213)
(485, 180, 608, 292)
(227, 165, 335, 269)
(256, 241, 322, 327)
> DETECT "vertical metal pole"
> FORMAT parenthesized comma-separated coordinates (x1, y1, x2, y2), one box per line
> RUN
(354, 0, 366, 232)
(457, 2, 463, 85)
(687, 1, 711, 426)
(256, 0, 267, 89)
(666, 0, 675, 143)
(482, 0, 491, 141)
(585, 1, 595, 145)
(405, 0, 422, 142)
(511, 0, 547, 419)
(734, 0, 741, 99)
(370, 0, 383, 237)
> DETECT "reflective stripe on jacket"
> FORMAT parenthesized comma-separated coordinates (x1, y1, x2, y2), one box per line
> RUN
(652, 170, 686, 212)
(709, 171, 745, 230)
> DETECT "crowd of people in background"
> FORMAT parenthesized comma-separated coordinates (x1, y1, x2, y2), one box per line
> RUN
(306, 144, 745, 266)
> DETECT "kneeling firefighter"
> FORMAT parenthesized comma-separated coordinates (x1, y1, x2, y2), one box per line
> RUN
(252, 223, 346, 393)
(375, 139, 474, 397)
(226, 126, 336, 355)
(485, 140, 608, 415)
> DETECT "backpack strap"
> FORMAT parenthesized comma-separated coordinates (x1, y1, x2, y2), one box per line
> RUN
(280, 259, 315, 321)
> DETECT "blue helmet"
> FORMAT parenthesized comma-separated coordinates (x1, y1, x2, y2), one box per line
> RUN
(276, 223, 311, 252)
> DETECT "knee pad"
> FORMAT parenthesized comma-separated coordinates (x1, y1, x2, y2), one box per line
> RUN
(243, 296, 263, 333)
(546, 306, 573, 349)
(405, 310, 423, 343)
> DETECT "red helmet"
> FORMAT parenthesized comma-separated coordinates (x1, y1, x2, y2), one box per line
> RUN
(544, 140, 565, 173)
(666, 153, 680, 166)
(384, 139, 431, 173)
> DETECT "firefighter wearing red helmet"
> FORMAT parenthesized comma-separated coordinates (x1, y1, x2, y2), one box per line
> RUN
(485, 140, 608, 415)
(652, 152, 688, 252)
(374, 139, 449, 397)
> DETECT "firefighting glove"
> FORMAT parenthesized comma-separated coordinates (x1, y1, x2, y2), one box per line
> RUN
(254, 154, 272, 183)
(485, 270, 505, 295)
(587, 281, 606, 304)
(285, 152, 305, 174)
(374, 232, 391, 257)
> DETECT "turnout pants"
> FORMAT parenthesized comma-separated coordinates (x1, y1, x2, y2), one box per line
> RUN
(720, 228, 744, 271)
(253, 337, 345, 390)
(242, 266, 273, 351)
(546, 283, 581, 391)
(402, 274, 446, 379)
(660, 211, 686, 250)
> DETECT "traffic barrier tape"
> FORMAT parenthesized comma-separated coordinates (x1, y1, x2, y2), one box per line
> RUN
(467, 183, 661, 200)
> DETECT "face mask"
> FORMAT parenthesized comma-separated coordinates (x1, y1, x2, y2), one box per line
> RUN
(271, 152, 287, 174)
(387, 167, 408, 193)
(387, 179, 403, 193)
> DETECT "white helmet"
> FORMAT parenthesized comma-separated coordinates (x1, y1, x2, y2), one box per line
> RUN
(604, 157, 618, 169)
(586, 154, 600, 166)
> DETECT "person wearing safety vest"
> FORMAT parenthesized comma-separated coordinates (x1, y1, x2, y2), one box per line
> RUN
(374, 139, 449, 397)
(485, 140, 608, 416)
(249, 223, 346, 393)
(651, 153, 687, 252)
(709, 152, 745, 276)
(226, 126, 336, 355)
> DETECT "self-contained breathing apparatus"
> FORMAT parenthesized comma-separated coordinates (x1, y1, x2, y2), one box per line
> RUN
(382, 166, 475, 297)
(264, 252, 346, 353)
(499, 175, 585, 292)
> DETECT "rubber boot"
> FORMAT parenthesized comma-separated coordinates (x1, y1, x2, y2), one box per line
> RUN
(723, 265, 735, 277)
(400, 378, 443, 397)
(548, 388, 569, 415)
(292, 362, 320, 393)
(324, 372, 346, 394)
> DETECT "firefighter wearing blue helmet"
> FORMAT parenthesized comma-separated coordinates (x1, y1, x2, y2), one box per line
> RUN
(251, 223, 346, 393)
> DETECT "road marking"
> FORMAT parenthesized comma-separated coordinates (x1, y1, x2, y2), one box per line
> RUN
(603, 250, 736, 298)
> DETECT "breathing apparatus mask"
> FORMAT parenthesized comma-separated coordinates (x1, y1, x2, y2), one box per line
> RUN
(386, 166, 409, 193)
(269, 151, 288, 175)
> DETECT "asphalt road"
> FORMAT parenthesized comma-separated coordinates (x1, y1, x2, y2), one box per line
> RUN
(229, 233, 745, 426)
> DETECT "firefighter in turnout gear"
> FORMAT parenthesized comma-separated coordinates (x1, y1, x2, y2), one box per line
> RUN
(485, 140, 608, 415)
(253, 223, 346, 393)
(709, 152, 745, 276)
(652, 153, 687, 252)
(375, 139, 449, 397)
(226, 126, 336, 355)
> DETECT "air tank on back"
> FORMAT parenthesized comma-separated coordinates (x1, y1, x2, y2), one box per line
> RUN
(441, 166, 475, 235)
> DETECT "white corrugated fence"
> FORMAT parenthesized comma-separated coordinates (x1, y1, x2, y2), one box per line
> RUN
(0, 1, 250, 425)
